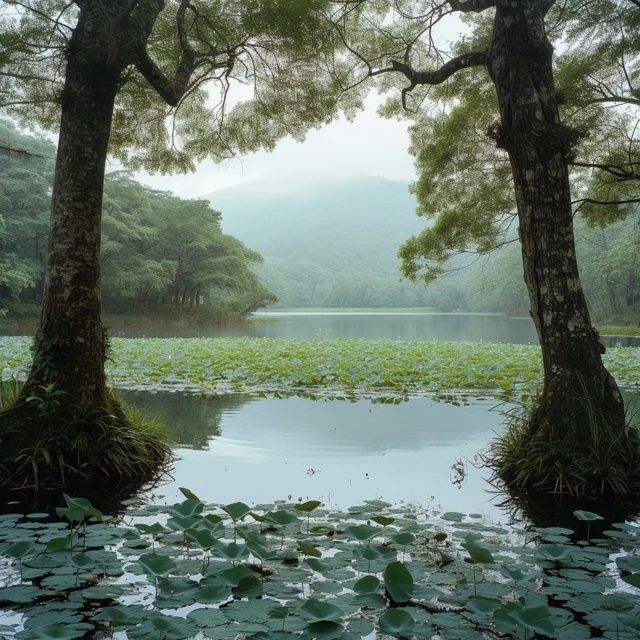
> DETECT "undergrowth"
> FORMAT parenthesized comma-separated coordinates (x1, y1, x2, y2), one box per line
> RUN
(0, 381, 171, 493)
(486, 395, 640, 500)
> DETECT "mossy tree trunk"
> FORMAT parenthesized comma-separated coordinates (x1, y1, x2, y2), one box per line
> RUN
(25, 54, 118, 405)
(487, 0, 626, 436)
(18, 1, 165, 406)
(0, 2, 172, 491)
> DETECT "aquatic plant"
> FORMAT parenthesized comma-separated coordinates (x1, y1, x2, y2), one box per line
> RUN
(1, 336, 638, 399)
(0, 492, 639, 639)
(0, 382, 171, 493)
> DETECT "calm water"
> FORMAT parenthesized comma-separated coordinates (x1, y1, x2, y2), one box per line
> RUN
(123, 391, 510, 520)
(103, 309, 637, 347)
(5, 309, 638, 347)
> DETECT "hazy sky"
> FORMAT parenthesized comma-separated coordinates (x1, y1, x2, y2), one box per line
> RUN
(133, 93, 416, 198)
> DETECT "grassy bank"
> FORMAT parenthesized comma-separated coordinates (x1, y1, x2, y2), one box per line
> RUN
(1, 336, 638, 398)
(599, 324, 640, 337)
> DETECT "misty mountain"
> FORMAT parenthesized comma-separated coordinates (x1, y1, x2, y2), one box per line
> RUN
(207, 175, 432, 308)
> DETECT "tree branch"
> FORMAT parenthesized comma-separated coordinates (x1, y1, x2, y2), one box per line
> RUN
(134, 0, 196, 107)
(391, 51, 487, 85)
(389, 51, 486, 107)
(570, 160, 640, 182)
(448, 0, 495, 12)
(572, 197, 640, 214)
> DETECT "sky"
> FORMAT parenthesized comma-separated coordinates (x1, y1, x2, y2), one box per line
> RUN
(133, 93, 417, 199)
(131, 8, 467, 200)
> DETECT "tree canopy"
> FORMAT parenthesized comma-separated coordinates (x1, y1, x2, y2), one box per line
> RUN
(0, 121, 275, 317)
(329, 0, 640, 282)
(0, 0, 356, 171)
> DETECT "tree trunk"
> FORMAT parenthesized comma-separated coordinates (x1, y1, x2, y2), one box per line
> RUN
(24, 50, 119, 405)
(488, 0, 626, 436)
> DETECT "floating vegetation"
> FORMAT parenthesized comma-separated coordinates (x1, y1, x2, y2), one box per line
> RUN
(1, 337, 639, 399)
(0, 492, 639, 638)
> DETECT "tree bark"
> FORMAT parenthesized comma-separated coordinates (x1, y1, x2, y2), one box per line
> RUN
(23, 27, 119, 405)
(487, 0, 626, 434)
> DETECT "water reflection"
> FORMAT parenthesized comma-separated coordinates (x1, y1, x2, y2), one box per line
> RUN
(5, 310, 637, 348)
(111, 311, 637, 348)
(122, 388, 640, 526)
(122, 391, 510, 520)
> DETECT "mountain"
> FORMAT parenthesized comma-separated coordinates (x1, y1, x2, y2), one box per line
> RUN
(206, 174, 432, 308)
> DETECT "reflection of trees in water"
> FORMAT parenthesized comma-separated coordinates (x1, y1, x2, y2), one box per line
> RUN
(121, 391, 254, 450)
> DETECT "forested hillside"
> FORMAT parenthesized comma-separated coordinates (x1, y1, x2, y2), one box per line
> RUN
(0, 121, 275, 318)
(210, 175, 429, 308)
(211, 176, 640, 320)
(2, 122, 638, 321)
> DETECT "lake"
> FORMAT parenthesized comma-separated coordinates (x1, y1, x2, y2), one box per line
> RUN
(123, 391, 510, 520)
(2, 310, 639, 521)
(105, 309, 639, 347)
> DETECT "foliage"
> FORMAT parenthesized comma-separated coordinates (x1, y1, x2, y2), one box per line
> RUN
(487, 397, 640, 498)
(1, 336, 639, 400)
(0, 122, 275, 316)
(0, 493, 639, 639)
(343, 0, 640, 286)
(0, 1, 353, 174)
(0, 383, 171, 492)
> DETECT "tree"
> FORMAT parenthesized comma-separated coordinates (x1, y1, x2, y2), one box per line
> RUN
(336, 0, 640, 497)
(0, 0, 344, 490)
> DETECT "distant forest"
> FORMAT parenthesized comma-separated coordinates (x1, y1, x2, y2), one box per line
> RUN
(213, 176, 640, 322)
(1, 121, 638, 322)
(0, 121, 275, 318)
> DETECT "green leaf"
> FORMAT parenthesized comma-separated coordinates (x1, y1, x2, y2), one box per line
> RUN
(378, 609, 415, 636)
(168, 499, 203, 518)
(81, 586, 122, 602)
(353, 575, 380, 594)
(29, 623, 89, 639)
(371, 515, 394, 526)
(0, 584, 39, 604)
(138, 552, 177, 578)
(537, 544, 574, 562)
(306, 557, 332, 574)
(187, 528, 218, 550)
(343, 524, 380, 542)
(294, 500, 322, 513)
(462, 536, 494, 564)
(93, 605, 139, 627)
(622, 573, 640, 589)
(467, 596, 502, 615)
(573, 510, 604, 522)
(391, 532, 415, 546)
(384, 561, 414, 604)
(264, 510, 298, 526)
(233, 575, 263, 598)
(298, 540, 322, 558)
(299, 598, 343, 623)
(222, 501, 251, 521)
(178, 487, 201, 501)
(5, 540, 35, 559)
(494, 603, 555, 636)
(46, 536, 73, 552)
(135, 522, 165, 536)
(215, 542, 248, 561)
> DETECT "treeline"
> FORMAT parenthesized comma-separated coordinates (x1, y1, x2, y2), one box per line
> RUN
(0, 121, 275, 318)
(417, 213, 640, 322)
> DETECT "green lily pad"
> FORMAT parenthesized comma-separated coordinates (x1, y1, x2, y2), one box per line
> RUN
(299, 598, 343, 623)
(378, 609, 415, 636)
(384, 561, 414, 604)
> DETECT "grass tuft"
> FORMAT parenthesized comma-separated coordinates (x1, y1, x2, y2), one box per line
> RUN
(0, 382, 172, 494)
(486, 396, 640, 500)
